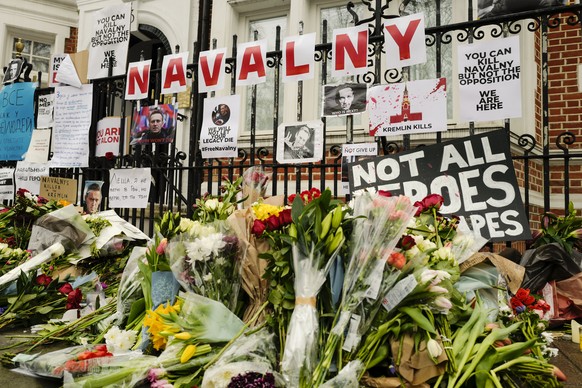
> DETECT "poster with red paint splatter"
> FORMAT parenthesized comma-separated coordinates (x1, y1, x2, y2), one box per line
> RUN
(368, 78, 447, 137)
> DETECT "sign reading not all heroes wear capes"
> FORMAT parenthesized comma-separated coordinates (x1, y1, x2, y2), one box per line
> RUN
(348, 130, 531, 241)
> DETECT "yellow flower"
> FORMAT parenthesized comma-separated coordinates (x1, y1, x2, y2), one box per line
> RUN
(143, 300, 183, 351)
(174, 332, 192, 340)
(58, 199, 71, 207)
(252, 203, 284, 221)
(180, 344, 197, 363)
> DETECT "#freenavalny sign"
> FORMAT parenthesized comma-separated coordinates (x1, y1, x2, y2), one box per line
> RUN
(348, 129, 531, 241)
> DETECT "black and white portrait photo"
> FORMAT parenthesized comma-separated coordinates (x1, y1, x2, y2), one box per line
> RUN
(322, 83, 367, 117)
(277, 121, 324, 164)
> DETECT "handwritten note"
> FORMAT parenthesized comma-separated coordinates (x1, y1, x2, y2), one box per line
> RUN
(51, 84, 93, 167)
(0, 82, 35, 160)
(25, 129, 51, 163)
(109, 168, 151, 208)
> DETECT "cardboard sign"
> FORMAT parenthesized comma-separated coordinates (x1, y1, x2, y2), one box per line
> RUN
(348, 130, 531, 241)
(40, 176, 77, 202)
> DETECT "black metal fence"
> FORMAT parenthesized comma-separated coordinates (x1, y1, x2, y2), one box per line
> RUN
(6, 2, 582, 237)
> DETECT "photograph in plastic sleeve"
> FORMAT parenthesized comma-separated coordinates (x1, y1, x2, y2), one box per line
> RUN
(276, 120, 324, 164)
(130, 104, 177, 145)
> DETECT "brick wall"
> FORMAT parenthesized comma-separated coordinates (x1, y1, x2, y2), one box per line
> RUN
(64, 27, 78, 54)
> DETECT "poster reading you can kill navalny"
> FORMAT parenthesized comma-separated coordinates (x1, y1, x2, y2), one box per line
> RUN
(347, 129, 531, 241)
(200, 95, 240, 159)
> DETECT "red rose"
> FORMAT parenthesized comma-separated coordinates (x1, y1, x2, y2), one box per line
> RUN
(510, 297, 524, 310)
(265, 215, 281, 231)
(16, 188, 29, 197)
(35, 274, 53, 287)
(251, 219, 267, 236)
(300, 190, 311, 203)
(421, 194, 444, 211)
(378, 190, 392, 197)
(58, 283, 74, 295)
(288, 193, 297, 204)
(105, 152, 115, 161)
(66, 288, 83, 310)
(523, 295, 536, 306)
(413, 201, 424, 216)
(37, 196, 48, 205)
(398, 235, 416, 251)
(515, 288, 530, 302)
(278, 208, 292, 226)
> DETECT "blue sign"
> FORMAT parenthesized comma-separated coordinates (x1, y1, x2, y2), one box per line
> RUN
(0, 82, 36, 160)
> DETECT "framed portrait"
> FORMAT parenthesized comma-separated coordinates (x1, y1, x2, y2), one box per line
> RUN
(2, 58, 24, 85)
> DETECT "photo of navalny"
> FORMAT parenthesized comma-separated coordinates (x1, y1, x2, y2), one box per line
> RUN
(322, 83, 367, 117)
(130, 104, 177, 145)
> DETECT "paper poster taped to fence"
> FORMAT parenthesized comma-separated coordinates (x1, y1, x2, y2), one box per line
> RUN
(109, 168, 151, 208)
(276, 120, 324, 164)
(131, 104, 177, 145)
(96, 116, 121, 156)
(458, 35, 521, 122)
(383, 13, 426, 69)
(37, 93, 54, 128)
(125, 60, 152, 100)
(322, 83, 367, 117)
(24, 129, 51, 163)
(341, 143, 377, 195)
(15, 161, 49, 195)
(40, 176, 77, 203)
(52, 84, 93, 167)
(0, 82, 35, 161)
(198, 49, 227, 93)
(282, 33, 316, 83)
(368, 78, 447, 136)
(200, 95, 240, 158)
(347, 129, 530, 241)
(0, 168, 14, 201)
(88, 3, 131, 79)
(49, 54, 66, 87)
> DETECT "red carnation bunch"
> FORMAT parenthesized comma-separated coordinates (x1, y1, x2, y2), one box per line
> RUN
(288, 188, 321, 205)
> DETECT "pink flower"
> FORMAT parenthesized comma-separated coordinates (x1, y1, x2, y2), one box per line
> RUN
(421, 194, 444, 211)
(148, 368, 166, 382)
(156, 238, 168, 255)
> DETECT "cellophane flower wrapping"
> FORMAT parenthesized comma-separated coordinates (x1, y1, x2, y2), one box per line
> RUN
(242, 166, 270, 208)
(168, 220, 241, 311)
(320, 360, 363, 388)
(312, 193, 416, 386)
(337, 193, 416, 351)
(201, 329, 280, 388)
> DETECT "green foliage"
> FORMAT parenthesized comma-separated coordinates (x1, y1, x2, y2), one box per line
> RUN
(531, 201, 582, 254)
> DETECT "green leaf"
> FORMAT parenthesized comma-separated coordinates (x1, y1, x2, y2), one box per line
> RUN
(398, 306, 436, 334)
(268, 290, 283, 305)
(36, 306, 54, 314)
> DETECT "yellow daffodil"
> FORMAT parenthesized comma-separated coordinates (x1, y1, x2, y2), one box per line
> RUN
(180, 344, 197, 363)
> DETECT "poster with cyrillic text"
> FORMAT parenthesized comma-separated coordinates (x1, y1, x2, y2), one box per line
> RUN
(51, 84, 93, 167)
(15, 161, 49, 195)
(0, 168, 14, 201)
(109, 168, 151, 208)
(368, 78, 447, 136)
(458, 35, 521, 122)
(24, 129, 51, 163)
(348, 129, 530, 241)
(0, 82, 35, 160)
(200, 95, 240, 158)
(384, 13, 426, 69)
(88, 3, 131, 79)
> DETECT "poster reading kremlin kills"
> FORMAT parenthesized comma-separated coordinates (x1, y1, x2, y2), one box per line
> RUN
(200, 95, 240, 158)
(368, 78, 447, 137)
(88, 3, 131, 79)
(458, 35, 521, 122)
(348, 130, 531, 241)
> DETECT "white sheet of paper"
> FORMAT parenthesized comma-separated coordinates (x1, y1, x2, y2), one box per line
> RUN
(37, 94, 54, 128)
(108, 168, 151, 208)
(51, 84, 93, 167)
(55, 54, 82, 88)
(15, 161, 49, 195)
(0, 168, 15, 201)
(24, 129, 51, 163)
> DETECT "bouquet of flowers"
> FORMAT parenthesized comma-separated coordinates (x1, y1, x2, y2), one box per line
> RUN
(169, 220, 241, 311)
(241, 165, 270, 208)
(312, 191, 416, 385)
(281, 189, 347, 387)
(192, 176, 244, 224)
(201, 329, 280, 387)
